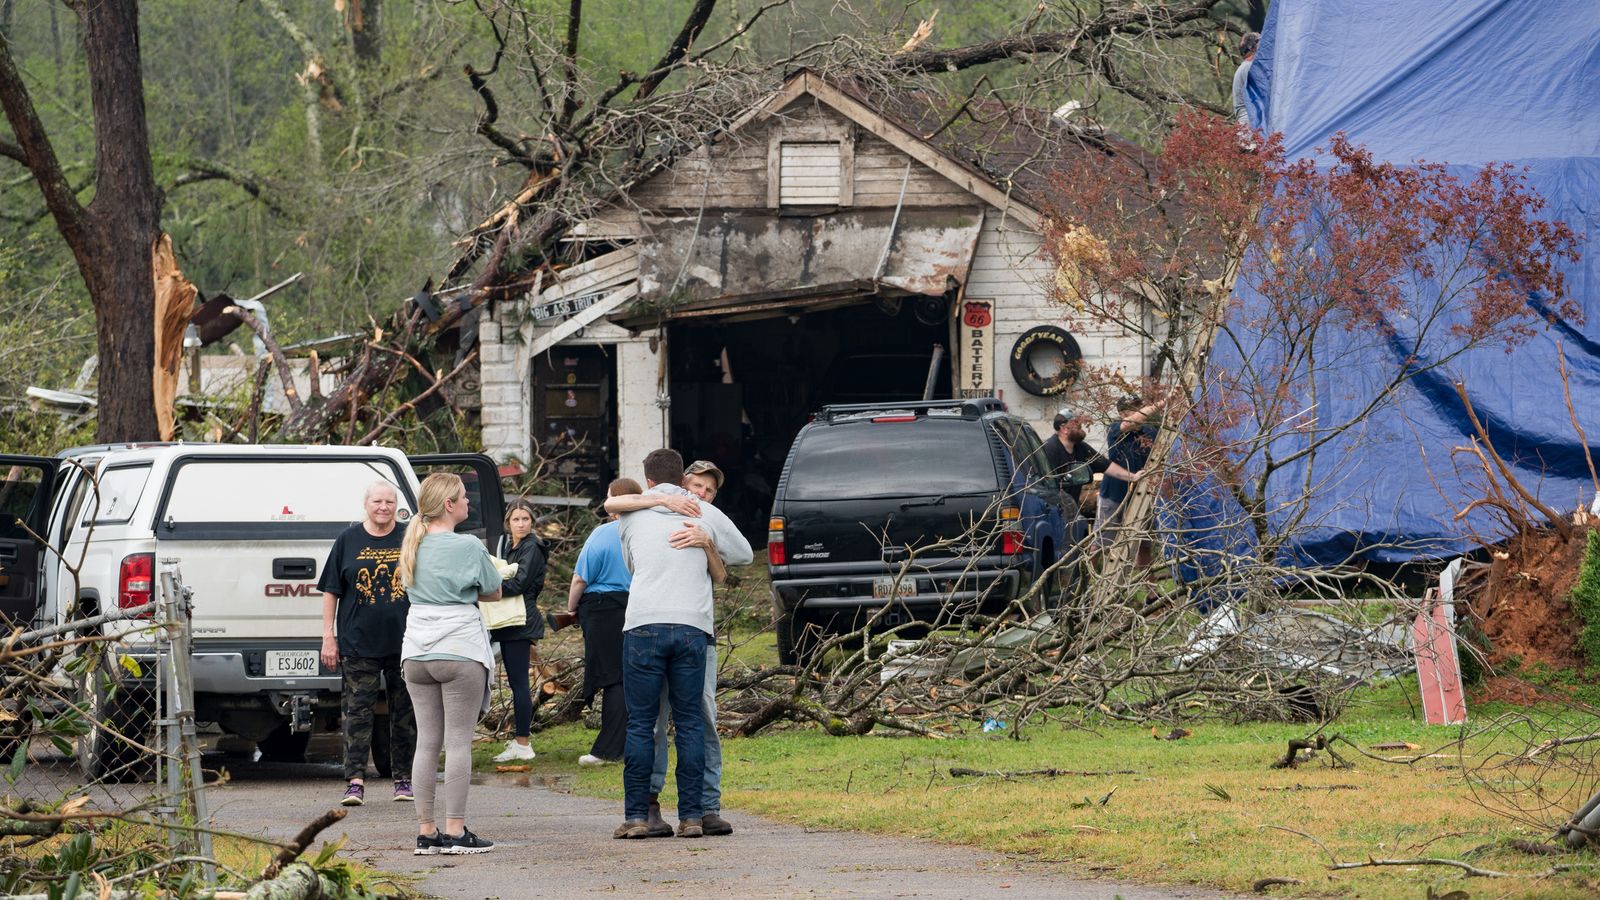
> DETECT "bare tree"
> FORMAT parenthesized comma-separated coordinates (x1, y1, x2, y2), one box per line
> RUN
(246, 0, 1248, 443)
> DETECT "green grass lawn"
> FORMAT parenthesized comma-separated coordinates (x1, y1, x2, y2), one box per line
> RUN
(486, 578, 1600, 897)
(481, 669, 1600, 899)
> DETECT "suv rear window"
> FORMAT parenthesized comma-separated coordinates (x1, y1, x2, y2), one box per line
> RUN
(785, 420, 1000, 501)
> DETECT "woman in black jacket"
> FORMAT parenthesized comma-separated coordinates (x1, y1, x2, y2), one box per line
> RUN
(491, 498, 548, 762)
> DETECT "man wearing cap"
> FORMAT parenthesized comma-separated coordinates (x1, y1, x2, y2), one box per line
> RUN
(603, 458, 743, 837)
(1042, 409, 1140, 514)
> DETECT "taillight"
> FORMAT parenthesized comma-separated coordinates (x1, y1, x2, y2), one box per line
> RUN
(1000, 507, 1024, 555)
(118, 553, 155, 616)
(871, 415, 917, 423)
(767, 517, 786, 566)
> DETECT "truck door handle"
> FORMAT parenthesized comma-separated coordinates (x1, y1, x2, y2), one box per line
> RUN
(273, 558, 316, 580)
(0, 546, 16, 565)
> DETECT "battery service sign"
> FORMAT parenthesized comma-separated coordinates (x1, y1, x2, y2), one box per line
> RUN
(958, 300, 994, 393)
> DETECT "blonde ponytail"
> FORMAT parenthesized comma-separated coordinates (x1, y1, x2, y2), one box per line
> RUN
(398, 472, 465, 587)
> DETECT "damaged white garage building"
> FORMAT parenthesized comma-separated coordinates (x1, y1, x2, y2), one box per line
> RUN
(475, 70, 1152, 533)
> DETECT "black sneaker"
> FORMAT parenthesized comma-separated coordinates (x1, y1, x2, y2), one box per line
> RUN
(440, 828, 495, 855)
(415, 832, 444, 855)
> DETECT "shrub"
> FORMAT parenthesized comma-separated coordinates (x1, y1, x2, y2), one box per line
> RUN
(1571, 529, 1600, 668)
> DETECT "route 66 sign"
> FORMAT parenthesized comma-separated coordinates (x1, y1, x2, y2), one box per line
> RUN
(962, 301, 993, 329)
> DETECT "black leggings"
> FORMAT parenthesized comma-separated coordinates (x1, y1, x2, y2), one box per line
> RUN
(500, 639, 534, 738)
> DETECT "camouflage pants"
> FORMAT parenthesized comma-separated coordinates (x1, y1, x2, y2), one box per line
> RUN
(340, 655, 416, 782)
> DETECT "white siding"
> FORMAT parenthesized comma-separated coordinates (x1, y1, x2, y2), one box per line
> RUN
(967, 209, 1147, 437)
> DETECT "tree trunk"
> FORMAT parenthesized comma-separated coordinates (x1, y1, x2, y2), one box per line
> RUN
(0, 0, 163, 442)
(349, 0, 381, 65)
(80, 0, 163, 442)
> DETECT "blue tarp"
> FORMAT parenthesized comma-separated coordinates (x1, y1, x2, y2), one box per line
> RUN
(1202, 0, 1600, 565)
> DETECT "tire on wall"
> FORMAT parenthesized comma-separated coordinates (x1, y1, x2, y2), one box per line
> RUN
(1009, 326, 1083, 397)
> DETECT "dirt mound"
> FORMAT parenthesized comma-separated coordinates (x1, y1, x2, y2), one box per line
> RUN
(1471, 528, 1589, 673)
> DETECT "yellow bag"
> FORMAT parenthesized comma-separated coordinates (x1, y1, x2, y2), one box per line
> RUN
(481, 556, 527, 630)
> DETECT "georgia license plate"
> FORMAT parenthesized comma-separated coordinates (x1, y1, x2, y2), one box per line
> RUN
(264, 650, 320, 677)
(872, 575, 916, 600)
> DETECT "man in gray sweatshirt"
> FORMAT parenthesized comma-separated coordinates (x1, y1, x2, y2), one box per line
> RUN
(612, 449, 753, 839)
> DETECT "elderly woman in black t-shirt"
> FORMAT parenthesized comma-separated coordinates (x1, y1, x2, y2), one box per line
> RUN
(318, 481, 417, 807)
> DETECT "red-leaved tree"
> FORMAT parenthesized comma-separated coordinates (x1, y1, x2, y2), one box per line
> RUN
(1023, 109, 1580, 715)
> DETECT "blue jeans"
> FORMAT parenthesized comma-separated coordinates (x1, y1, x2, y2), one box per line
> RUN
(651, 644, 721, 814)
(622, 624, 708, 821)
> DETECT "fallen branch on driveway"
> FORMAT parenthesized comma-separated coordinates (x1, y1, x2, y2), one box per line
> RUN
(260, 808, 347, 880)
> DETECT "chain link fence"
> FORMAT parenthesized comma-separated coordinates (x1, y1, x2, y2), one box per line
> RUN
(2, 563, 214, 891)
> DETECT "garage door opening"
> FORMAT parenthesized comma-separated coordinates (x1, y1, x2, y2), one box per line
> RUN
(667, 299, 953, 539)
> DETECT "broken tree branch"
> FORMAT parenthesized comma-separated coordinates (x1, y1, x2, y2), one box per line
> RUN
(260, 808, 347, 881)
(1454, 381, 1573, 540)
(1329, 857, 1508, 878)
(948, 767, 1137, 779)
(225, 306, 304, 416)
(354, 348, 478, 445)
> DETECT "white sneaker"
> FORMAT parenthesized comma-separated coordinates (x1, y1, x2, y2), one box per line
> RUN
(493, 742, 536, 762)
(577, 754, 612, 767)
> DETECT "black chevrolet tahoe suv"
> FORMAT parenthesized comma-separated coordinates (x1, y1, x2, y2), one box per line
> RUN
(767, 398, 1087, 664)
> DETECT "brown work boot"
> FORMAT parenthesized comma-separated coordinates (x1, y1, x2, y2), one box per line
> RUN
(644, 794, 674, 838)
(612, 820, 650, 839)
(676, 818, 704, 838)
(701, 812, 733, 836)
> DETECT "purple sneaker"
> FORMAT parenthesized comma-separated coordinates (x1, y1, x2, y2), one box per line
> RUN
(393, 778, 414, 802)
(340, 781, 365, 806)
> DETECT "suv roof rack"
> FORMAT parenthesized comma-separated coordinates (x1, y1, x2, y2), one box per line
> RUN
(817, 397, 1007, 422)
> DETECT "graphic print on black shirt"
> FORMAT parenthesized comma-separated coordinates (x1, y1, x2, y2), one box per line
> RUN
(317, 524, 409, 659)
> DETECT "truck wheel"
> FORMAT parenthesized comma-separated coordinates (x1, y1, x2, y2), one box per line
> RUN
(76, 656, 157, 783)
(257, 722, 311, 763)
(1023, 546, 1064, 617)
(370, 713, 394, 779)
(0, 706, 31, 766)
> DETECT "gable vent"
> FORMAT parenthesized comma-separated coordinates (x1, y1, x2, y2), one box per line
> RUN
(779, 141, 843, 205)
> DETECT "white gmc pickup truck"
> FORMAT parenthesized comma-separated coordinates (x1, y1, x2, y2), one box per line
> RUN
(0, 444, 503, 778)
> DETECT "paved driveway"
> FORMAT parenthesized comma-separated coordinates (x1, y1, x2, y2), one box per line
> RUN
(205, 755, 1228, 899)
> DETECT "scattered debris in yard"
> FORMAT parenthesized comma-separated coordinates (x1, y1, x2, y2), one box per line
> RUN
(1152, 727, 1192, 741)
(1270, 734, 1352, 770)
(947, 766, 1136, 779)
(1069, 787, 1117, 809)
